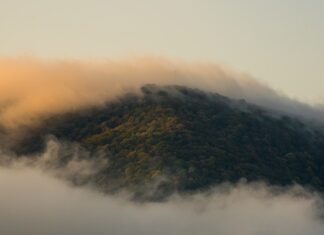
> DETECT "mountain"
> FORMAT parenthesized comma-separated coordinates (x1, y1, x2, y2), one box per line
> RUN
(9, 85, 324, 199)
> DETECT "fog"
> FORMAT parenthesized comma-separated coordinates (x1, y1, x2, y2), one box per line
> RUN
(1, 57, 324, 129)
(1, 141, 324, 235)
(0, 165, 323, 235)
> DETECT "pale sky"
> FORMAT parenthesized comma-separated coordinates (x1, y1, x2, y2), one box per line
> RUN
(1, 0, 324, 103)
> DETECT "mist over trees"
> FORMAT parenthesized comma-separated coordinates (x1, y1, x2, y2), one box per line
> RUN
(5, 85, 324, 200)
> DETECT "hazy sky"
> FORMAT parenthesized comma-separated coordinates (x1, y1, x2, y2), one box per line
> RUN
(1, 0, 324, 102)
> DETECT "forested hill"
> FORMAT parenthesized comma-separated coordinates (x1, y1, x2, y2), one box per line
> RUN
(11, 85, 324, 199)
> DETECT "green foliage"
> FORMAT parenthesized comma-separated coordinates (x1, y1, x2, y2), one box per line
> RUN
(17, 85, 324, 195)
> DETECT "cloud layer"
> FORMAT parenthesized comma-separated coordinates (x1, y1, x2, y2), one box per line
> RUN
(1, 57, 323, 129)
(1, 140, 324, 235)
(0, 165, 323, 235)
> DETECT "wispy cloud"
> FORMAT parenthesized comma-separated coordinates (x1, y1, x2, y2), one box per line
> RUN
(1, 57, 323, 129)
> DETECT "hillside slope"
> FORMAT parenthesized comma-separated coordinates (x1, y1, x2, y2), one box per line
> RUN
(11, 85, 324, 198)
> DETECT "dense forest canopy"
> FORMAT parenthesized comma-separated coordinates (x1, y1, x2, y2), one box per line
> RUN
(6, 85, 324, 199)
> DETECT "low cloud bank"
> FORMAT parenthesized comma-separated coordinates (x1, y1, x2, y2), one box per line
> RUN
(0, 165, 323, 235)
(1, 141, 324, 235)
(1, 57, 324, 129)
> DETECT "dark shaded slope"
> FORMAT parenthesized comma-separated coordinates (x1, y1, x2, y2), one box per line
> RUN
(11, 85, 324, 197)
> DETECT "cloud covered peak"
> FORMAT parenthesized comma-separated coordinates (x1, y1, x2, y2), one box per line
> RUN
(1, 57, 323, 129)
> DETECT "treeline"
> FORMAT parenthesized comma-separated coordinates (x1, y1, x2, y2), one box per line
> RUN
(14, 85, 324, 199)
